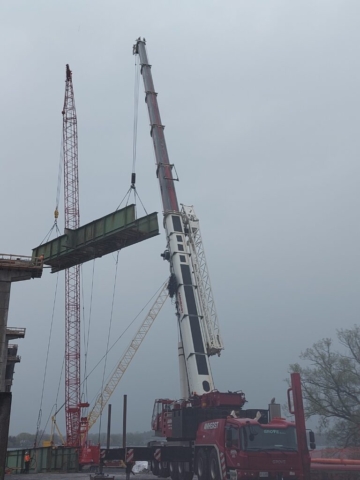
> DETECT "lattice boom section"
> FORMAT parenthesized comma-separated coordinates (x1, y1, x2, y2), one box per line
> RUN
(65, 264, 81, 445)
(182, 205, 223, 356)
(63, 65, 81, 447)
(87, 283, 169, 430)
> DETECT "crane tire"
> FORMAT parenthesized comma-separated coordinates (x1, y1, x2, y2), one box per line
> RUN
(177, 462, 193, 480)
(170, 462, 179, 480)
(152, 460, 160, 476)
(209, 449, 220, 480)
(159, 461, 170, 478)
(196, 449, 209, 480)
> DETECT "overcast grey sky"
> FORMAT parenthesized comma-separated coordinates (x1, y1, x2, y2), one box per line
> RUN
(1, 1, 360, 438)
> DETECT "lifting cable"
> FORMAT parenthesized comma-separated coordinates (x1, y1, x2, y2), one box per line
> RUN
(39, 132, 63, 245)
(55, 132, 63, 226)
(45, 280, 168, 434)
(45, 356, 66, 444)
(81, 260, 96, 405)
(34, 271, 60, 447)
(86, 280, 168, 406)
(132, 52, 140, 177)
(116, 55, 148, 216)
(97, 250, 120, 441)
(81, 265, 87, 403)
(34, 133, 64, 446)
(38, 356, 65, 446)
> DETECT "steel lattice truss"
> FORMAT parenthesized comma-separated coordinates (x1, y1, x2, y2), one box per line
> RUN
(181, 205, 224, 356)
(86, 282, 169, 431)
(63, 64, 81, 447)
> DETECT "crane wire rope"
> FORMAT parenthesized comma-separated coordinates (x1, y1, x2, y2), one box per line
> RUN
(81, 260, 96, 405)
(81, 264, 87, 402)
(39, 131, 63, 245)
(38, 355, 65, 446)
(39, 279, 167, 439)
(34, 271, 60, 447)
(97, 250, 120, 442)
(55, 355, 65, 414)
(116, 55, 148, 216)
(134, 189, 148, 215)
(132, 53, 140, 175)
(86, 279, 166, 387)
(87, 279, 168, 406)
(55, 132, 63, 220)
(34, 131, 64, 446)
(37, 404, 56, 446)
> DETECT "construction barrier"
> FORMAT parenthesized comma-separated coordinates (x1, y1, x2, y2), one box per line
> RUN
(6, 446, 79, 473)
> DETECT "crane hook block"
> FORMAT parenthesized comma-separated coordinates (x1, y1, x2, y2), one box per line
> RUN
(131, 173, 136, 186)
(54, 209, 59, 220)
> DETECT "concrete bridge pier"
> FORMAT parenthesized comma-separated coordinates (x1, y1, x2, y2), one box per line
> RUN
(0, 272, 12, 393)
(0, 255, 43, 480)
(0, 392, 11, 479)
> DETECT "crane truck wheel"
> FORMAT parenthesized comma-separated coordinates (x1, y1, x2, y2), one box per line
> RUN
(177, 462, 193, 480)
(152, 460, 160, 476)
(209, 449, 220, 480)
(196, 449, 209, 480)
(159, 461, 170, 478)
(169, 461, 179, 480)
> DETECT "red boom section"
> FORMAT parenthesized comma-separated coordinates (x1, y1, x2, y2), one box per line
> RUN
(62, 64, 81, 447)
(134, 39, 179, 214)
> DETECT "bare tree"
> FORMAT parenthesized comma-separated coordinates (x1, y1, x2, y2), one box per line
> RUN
(290, 325, 360, 447)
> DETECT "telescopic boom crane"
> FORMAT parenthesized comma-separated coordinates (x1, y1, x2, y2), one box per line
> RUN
(133, 38, 223, 400)
(97, 42, 317, 480)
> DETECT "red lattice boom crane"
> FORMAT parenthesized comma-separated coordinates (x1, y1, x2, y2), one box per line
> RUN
(62, 64, 88, 447)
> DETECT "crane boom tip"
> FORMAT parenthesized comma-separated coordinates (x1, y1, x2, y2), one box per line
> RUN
(65, 64, 72, 81)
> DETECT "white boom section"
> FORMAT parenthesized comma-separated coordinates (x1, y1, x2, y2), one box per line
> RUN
(87, 282, 169, 430)
(164, 214, 215, 398)
(181, 205, 224, 356)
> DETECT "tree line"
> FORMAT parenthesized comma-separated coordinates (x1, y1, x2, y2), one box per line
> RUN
(290, 325, 360, 447)
(8, 431, 154, 449)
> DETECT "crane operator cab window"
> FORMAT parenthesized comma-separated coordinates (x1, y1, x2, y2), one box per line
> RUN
(225, 426, 240, 449)
(241, 425, 298, 451)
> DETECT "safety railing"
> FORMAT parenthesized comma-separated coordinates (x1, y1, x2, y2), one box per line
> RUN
(6, 355, 21, 363)
(0, 253, 43, 268)
(6, 327, 26, 337)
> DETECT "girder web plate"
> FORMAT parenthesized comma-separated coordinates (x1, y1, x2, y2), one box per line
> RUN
(32, 205, 159, 273)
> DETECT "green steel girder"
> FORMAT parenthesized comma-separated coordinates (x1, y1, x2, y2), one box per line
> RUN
(32, 205, 159, 273)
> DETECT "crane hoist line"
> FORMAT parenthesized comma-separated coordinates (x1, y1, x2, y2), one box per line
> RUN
(85, 281, 169, 433)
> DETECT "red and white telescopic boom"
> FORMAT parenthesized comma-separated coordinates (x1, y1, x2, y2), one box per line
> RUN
(134, 39, 215, 398)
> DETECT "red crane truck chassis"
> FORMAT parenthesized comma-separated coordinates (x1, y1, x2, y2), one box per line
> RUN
(100, 374, 360, 479)
(101, 373, 313, 480)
